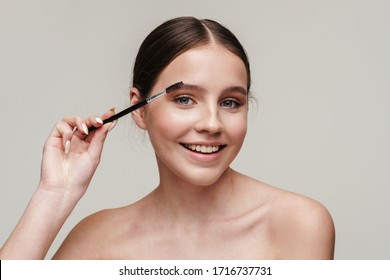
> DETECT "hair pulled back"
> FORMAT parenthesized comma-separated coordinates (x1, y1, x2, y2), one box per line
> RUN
(132, 16, 251, 98)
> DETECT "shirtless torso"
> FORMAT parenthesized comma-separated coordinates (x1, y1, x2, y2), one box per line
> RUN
(53, 171, 335, 259)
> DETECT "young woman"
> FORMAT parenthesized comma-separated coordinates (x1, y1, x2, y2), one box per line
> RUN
(0, 17, 335, 259)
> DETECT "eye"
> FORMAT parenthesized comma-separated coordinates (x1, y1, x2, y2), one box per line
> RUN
(174, 95, 195, 106)
(220, 98, 240, 108)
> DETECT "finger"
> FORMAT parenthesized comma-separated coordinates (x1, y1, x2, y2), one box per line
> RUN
(71, 116, 101, 138)
(101, 107, 117, 132)
(61, 108, 114, 133)
(86, 108, 116, 164)
(90, 115, 104, 129)
(51, 120, 75, 153)
(101, 107, 116, 120)
(84, 107, 116, 134)
(56, 116, 89, 151)
(74, 117, 89, 137)
(100, 107, 116, 132)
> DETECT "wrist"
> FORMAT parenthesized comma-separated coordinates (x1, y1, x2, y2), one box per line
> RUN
(0, 183, 82, 259)
(37, 181, 86, 203)
(35, 182, 83, 209)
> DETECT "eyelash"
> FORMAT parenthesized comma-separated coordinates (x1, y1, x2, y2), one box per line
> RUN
(173, 95, 242, 108)
(220, 98, 241, 108)
(173, 95, 194, 106)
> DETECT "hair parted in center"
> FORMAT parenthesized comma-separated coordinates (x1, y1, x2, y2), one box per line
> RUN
(132, 16, 251, 99)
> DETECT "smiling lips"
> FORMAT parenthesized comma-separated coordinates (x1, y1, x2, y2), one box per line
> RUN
(181, 143, 226, 154)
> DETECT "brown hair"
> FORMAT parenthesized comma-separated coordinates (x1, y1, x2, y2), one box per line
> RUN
(132, 16, 251, 98)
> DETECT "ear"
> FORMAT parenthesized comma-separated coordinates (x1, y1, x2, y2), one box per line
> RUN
(130, 87, 147, 130)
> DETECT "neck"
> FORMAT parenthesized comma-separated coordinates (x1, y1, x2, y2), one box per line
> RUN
(152, 167, 238, 224)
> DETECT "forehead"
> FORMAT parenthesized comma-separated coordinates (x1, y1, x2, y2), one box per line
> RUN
(154, 44, 248, 92)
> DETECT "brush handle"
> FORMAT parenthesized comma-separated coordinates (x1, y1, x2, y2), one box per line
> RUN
(89, 100, 147, 132)
(88, 81, 183, 132)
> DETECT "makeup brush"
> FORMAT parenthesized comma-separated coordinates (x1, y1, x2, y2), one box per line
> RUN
(89, 81, 183, 132)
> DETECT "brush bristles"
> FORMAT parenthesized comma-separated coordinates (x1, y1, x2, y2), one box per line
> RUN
(166, 81, 184, 93)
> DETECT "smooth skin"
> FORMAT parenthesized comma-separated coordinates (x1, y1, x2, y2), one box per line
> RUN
(1, 43, 335, 260)
(54, 44, 335, 259)
(0, 109, 116, 259)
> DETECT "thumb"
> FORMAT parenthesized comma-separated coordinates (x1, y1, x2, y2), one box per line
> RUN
(87, 121, 116, 165)
(107, 119, 118, 132)
(87, 108, 117, 165)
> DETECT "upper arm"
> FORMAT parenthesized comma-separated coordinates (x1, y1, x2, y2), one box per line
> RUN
(276, 197, 335, 259)
(52, 210, 110, 259)
(52, 219, 93, 259)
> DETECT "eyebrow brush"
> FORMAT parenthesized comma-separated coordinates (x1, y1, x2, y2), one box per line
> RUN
(89, 81, 183, 132)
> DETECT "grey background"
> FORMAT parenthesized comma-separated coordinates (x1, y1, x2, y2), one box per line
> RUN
(1, 0, 389, 259)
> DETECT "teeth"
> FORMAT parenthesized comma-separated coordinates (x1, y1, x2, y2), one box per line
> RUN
(183, 144, 222, 154)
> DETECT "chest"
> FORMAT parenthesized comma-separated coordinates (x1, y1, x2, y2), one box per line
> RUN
(107, 219, 277, 259)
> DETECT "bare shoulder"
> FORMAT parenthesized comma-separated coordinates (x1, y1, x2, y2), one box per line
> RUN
(238, 174, 335, 259)
(52, 206, 134, 259)
(268, 185, 335, 259)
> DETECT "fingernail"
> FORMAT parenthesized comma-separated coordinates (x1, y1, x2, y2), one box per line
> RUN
(65, 140, 71, 154)
(108, 120, 117, 132)
(108, 106, 116, 112)
(82, 123, 89, 135)
(95, 117, 103, 124)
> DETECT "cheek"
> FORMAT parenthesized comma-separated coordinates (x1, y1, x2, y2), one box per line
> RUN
(223, 113, 248, 141)
(145, 109, 193, 138)
(145, 105, 248, 142)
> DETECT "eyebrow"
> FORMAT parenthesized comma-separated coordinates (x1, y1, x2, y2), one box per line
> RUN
(179, 83, 248, 95)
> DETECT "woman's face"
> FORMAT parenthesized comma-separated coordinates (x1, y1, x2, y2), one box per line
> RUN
(133, 44, 248, 186)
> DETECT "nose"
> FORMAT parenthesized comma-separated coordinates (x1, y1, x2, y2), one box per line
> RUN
(193, 105, 223, 134)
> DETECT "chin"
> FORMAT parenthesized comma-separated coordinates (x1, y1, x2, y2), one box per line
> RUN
(179, 167, 230, 187)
